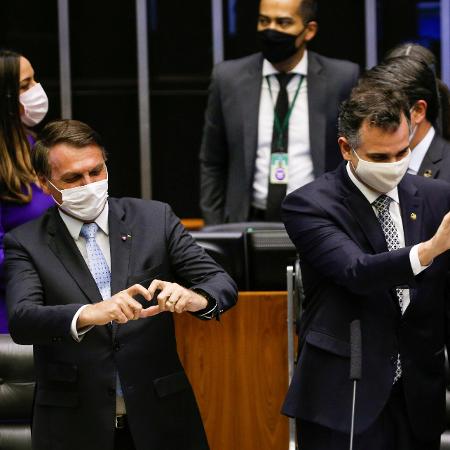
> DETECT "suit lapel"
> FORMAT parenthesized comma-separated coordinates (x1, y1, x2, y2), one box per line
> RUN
(46, 208, 102, 304)
(108, 200, 132, 338)
(307, 51, 327, 177)
(340, 166, 388, 254)
(397, 176, 423, 247)
(108, 200, 132, 296)
(242, 55, 264, 187)
(417, 134, 443, 179)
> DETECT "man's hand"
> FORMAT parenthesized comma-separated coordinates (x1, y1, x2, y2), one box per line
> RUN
(419, 211, 450, 266)
(140, 279, 208, 318)
(77, 284, 151, 329)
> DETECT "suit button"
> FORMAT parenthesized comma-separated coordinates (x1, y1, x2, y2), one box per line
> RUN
(107, 387, 115, 397)
(113, 342, 121, 352)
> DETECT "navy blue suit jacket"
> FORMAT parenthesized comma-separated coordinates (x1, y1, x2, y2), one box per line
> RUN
(281, 163, 450, 441)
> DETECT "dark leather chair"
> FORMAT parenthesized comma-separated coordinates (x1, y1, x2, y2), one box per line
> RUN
(0, 334, 34, 450)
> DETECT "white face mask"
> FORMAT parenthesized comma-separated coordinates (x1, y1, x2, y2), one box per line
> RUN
(49, 177, 109, 222)
(352, 149, 411, 193)
(19, 83, 49, 127)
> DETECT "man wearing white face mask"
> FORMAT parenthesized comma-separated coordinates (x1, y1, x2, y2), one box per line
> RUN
(358, 51, 450, 182)
(3, 120, 237, 450)
(281, 86, 450, 449)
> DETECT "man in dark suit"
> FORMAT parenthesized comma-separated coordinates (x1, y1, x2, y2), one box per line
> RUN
(282, 85, 450, 449)
(359, 51, 450, 182)
(199, 0, 359, 224)
(5, 120, 237, 450)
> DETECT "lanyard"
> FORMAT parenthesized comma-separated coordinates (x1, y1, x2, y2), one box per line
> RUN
(267, 74, 304, 150)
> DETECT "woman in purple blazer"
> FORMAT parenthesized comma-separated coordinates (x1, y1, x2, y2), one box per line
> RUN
(0, 50, 54, 332)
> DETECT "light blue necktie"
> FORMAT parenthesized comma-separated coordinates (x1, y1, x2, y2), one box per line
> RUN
(80, 223, 123, 397)
(80, 223, 111, 300)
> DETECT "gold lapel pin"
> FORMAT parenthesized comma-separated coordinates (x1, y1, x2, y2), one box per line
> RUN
(410, 212, 417, 221)
(423, 170, 433, 178)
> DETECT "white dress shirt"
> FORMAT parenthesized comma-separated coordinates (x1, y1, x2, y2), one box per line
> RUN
(346, 163, 430, 313)
(408, 126, 436, 175)
(253, 51, 314, 210)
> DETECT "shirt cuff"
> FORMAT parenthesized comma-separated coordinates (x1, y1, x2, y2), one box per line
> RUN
(71, 305, 95, 342)
(191, 289, 218, 320)
(410, 244, 431, 276)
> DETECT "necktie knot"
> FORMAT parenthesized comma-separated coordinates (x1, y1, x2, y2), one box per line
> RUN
(372, 195, 392, 213)
(275, 72, 295, 89)
(80, 222, 99, 240)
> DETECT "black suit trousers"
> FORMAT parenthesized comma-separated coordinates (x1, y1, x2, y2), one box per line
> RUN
(297, 383, 441, 450)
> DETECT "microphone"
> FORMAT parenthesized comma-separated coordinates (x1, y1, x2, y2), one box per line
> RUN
(349, 320, 362, 450)
(350, 320, 362, 381)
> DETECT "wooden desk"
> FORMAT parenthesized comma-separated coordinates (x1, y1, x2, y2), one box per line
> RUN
(175, 291, 290, 450)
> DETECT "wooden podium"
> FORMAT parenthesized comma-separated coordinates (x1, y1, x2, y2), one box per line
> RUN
(175, 291, 291, 450)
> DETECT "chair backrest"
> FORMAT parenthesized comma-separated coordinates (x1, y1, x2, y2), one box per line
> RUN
(197, 222, 296, 290)
(0, 334, 34, 450)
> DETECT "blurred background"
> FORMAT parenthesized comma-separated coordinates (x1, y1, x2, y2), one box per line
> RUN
(0, 0, 448, 218)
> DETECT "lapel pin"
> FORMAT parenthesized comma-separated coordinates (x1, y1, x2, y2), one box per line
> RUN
(410, 212, 417, 221)
(121, 234, 132, 241)
(423, 169, 433, 178)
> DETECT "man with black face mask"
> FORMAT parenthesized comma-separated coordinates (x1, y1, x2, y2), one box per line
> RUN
(199, 0, 360, 224)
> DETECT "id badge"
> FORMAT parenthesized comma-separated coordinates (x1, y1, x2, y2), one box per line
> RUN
(270, 153, 289, 185)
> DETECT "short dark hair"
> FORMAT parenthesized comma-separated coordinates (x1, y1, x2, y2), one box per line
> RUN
(299, 0, 318, 23)
(33, 119, 107, 179)
(338, 86, 410, 149)
(359, 56, 439, 124)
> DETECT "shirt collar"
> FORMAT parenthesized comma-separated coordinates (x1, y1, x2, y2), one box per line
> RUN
(59, 202, 109, 240)
(262, 49, 308, 77)
(408, 126, 436, 175)
(345, 162, 399, 205)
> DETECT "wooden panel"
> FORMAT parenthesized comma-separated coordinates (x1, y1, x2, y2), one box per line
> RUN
(175, 292, 289, 450)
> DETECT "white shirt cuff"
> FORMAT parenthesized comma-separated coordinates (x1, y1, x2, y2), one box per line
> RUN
(410, 244, 431, 275)
(71, 305, 94, 342)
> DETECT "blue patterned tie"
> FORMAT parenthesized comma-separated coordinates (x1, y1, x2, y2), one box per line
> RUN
(80, 223, 123, 398)
(80, 223, 111, 300)
(373, 195, 403, 383)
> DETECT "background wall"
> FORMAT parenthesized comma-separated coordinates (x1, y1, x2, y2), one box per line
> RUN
(0, 0, 446, 217)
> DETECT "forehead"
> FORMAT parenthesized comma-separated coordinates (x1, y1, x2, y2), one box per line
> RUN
(48, 143, 104, 173)
(259, 0, 302, 17)
(359, 115, 410, 153)
(19, 56, 34, 81)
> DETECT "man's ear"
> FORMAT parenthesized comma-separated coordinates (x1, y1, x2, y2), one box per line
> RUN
(411, 100, 428, 124)
(304, 21, 318, 43)
(38, 176, 51, 195)
(339, 137, 352, 161)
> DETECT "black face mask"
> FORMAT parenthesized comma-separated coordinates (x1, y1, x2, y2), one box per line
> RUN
(257, 28, 304, 64)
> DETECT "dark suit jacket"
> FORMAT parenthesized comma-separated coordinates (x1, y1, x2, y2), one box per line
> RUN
(417, 133, 450, 181)
(199, 51, 360, 224)
(281, 164, 450, 441)
(4, 198, 237, 450)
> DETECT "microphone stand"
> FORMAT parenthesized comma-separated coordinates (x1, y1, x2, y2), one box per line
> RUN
(349, 320, 362, 450)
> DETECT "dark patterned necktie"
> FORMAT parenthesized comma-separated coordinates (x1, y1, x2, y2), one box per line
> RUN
(372, 195, 403, 383)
